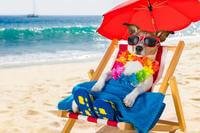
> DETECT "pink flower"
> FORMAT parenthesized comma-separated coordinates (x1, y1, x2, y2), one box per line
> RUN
(112, 65, 125, 80)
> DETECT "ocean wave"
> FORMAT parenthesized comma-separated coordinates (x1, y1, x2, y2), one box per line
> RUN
(0, 26, 103, 42)
(0, 23, 199, 43)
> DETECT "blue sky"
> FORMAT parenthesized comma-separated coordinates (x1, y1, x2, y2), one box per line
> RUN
(0, 0, 124, 15)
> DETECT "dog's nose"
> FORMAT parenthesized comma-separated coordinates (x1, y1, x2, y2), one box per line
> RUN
(136, 46, 143, 53)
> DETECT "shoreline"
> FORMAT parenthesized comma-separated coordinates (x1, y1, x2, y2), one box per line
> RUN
(1, 40, 200, 70)
(0, 56, 102, 70)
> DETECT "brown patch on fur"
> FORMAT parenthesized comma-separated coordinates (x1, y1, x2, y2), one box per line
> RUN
(125, 24, 174, 42)
(125, 24, 175, 56)
(155, 31, 174, 42)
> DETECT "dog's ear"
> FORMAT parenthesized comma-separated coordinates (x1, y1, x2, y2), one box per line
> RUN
(124, 23, 140, 35)
(156, 31, 174, 42)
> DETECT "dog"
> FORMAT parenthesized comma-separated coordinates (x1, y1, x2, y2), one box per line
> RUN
(72, 24, 173, 112)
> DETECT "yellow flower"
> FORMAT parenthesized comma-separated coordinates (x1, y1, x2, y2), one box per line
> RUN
(143, 58, 152, 67)
(116, 56, 127, 64)
(144, 66, 154, 75)
(128, 54, 133, 61)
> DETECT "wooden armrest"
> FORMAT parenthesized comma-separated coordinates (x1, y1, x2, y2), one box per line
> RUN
(88, 69, 95, 80)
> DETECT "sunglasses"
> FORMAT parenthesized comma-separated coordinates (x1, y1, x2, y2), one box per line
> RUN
(128, 35, 160, 47)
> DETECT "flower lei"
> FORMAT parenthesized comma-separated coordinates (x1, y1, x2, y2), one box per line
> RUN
(111, 51, 160, 84)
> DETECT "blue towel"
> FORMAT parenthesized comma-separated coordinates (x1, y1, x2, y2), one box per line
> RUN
(58, 78, 165, 133)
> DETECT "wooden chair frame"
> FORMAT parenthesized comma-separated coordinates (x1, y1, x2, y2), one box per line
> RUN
(58, 40, 186, 133)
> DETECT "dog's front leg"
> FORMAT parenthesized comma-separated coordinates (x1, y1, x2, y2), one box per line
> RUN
(123, 76, 153, 107)
(91, 71, 112, 92)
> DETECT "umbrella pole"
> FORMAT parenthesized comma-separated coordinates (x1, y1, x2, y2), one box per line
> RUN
(147, 0, 158, 32)
(147, 0, 153, 11)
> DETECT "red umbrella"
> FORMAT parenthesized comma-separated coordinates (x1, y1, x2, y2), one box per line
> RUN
(97, 0, 200, 40)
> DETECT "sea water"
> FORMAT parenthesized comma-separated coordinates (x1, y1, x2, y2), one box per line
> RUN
(0, 16, 199, 67)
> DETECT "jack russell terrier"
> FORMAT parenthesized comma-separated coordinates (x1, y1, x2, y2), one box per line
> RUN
(72, 24, 173, 112)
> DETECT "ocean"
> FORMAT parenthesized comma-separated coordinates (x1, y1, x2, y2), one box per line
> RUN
(0, 16, 200, 67)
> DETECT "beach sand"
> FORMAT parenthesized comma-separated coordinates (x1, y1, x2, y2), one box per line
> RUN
(0, 42, 199, 133)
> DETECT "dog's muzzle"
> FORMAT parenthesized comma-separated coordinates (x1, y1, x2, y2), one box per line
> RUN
(136, 45, 143, 55)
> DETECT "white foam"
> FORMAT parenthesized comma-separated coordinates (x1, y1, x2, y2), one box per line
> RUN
(0, 25, 97, 31)
(0, 50, 103, 68)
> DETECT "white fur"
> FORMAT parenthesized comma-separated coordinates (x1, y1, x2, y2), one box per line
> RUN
(128, 44, 135, 54)
(123, 76, 153, 107)
(123, 61, 143, 75)
(72, 100, 79, 113)
(91, 71, 112, 92)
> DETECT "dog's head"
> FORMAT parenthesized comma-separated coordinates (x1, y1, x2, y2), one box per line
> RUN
(125, 24, 174, 58)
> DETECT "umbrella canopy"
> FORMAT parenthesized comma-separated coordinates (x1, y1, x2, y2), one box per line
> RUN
(97, 0, 200, 40)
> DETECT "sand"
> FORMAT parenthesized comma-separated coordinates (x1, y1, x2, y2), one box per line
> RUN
(0, 42, 199, 133)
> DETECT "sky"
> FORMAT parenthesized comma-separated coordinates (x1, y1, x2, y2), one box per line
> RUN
(0, 0, 124, 15)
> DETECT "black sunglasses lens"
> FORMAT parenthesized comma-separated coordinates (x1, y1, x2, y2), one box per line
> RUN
(128, 36, 139, 45)
(144, 37, 157, 47)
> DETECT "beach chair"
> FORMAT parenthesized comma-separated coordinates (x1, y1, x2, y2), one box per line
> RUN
(58, 40, 186, 133)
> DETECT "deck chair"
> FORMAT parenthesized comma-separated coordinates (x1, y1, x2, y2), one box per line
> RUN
(57, 40, 186, 133)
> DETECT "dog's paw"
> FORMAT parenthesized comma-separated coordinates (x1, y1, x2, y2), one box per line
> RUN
(123, 93, 137, 107)
(72, 100, 79, 113)
(91, 81, 104, 92)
